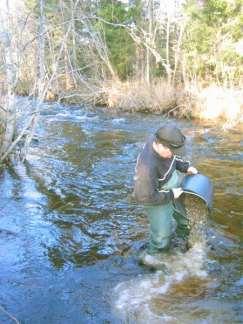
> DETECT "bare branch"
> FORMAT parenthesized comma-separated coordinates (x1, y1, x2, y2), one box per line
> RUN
(0, 305, 20, 324)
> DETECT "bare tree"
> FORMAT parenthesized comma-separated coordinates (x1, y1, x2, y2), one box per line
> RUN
(146, 0, 154, 85)
(37, 0, 46, 97)
(20, 0, 46, 161)
(0, 0, 17, 159)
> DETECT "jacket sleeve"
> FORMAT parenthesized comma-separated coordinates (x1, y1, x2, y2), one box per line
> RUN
(175, 155, 190, 173)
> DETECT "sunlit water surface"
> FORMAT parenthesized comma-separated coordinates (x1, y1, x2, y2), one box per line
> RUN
(0, 98, 242, 323)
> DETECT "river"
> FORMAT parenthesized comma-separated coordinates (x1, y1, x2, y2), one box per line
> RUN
(0, 99, 242, 323)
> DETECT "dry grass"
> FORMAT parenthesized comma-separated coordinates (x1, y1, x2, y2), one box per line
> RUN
(178, 84, 243, 128)
(100, 79, 178, 113)
(99, 79, 243, 128)
(48, 78, 243, 128)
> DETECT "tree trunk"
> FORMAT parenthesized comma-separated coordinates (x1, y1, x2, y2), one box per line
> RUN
(145, 0, 153, 85)
(0, 0, 16, 157)
(21, 0, 46, 161)
(166, 5, 171, 84)
(172, 22, 185, 86)
(37, 0, 46, 98)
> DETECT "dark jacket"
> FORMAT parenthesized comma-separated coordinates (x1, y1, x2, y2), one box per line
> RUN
(133, 136, 190, 205)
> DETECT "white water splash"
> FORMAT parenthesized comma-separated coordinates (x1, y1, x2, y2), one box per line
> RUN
(113, 242, 208, 322)
(111, 118, 125, 125)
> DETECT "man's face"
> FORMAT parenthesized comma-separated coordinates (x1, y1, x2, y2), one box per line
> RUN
(154, 142, 173, 159)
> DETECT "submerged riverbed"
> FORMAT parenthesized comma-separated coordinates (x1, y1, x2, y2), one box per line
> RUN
(0, 99, 242, 323)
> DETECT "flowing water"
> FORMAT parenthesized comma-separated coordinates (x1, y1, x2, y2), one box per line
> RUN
(0, 98, 242, 323)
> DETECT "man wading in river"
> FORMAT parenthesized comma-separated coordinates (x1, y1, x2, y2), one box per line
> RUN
(133, 124, 198, 267)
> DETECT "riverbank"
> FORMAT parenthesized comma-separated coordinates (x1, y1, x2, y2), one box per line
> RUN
(41, 79, 243, 128)
(1, 79, 243, 151)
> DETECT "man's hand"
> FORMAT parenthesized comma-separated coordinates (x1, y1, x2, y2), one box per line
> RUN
(172, 187, 183, 199)
(187, 166, 198, 175)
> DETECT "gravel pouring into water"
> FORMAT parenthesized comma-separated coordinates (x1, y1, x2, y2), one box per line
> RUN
(184, 195, 208, 248)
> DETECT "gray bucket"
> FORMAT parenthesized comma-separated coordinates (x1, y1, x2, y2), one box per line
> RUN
(181, 174, 213, 208)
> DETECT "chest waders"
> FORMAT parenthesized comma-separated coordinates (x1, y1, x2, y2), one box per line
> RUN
(144, 170, 189, 255)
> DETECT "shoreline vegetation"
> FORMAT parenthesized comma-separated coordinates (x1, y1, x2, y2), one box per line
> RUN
(51, 79, 243, 123)
(0, 0, 242, 163)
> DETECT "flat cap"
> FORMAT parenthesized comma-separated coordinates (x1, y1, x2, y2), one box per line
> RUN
(155, 124, 186, 149)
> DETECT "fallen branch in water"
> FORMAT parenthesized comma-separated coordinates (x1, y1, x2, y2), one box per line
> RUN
(0, 112, 36, 163)
(0, 305, 20, 324)
(164, 105, 181, 116)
